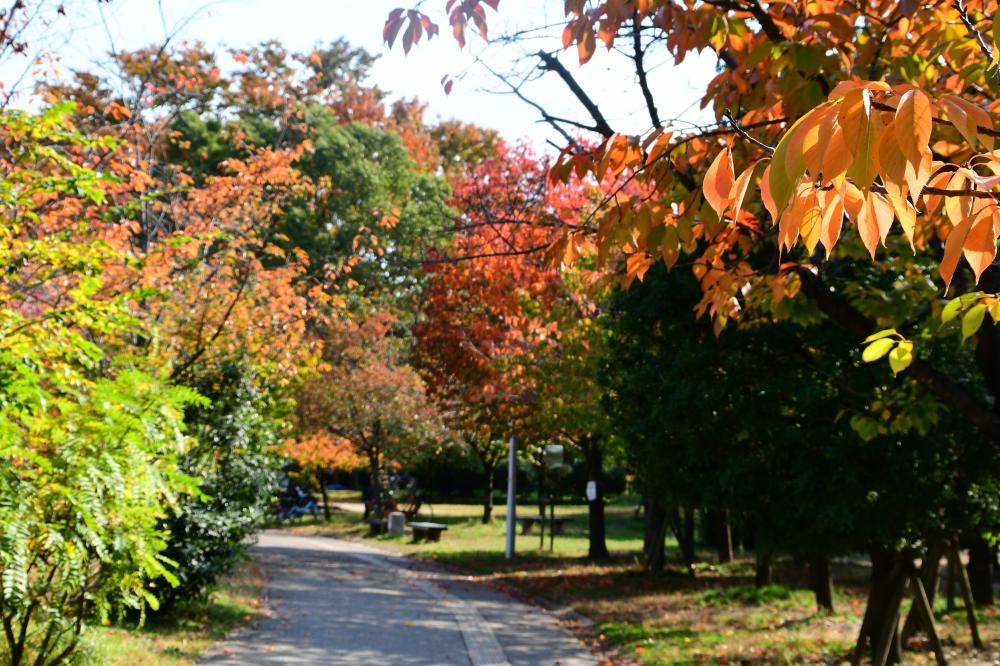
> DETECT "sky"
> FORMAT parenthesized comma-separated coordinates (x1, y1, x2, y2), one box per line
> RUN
(2, 0, 718, 149)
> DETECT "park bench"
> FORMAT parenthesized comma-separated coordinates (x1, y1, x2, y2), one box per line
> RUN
(517, 515, 573, 535)
(367, 518, 387, 536)
(407, 522, 448, 542)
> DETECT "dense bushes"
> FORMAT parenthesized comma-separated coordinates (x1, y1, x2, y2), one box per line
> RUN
(157, 362, 283, 607)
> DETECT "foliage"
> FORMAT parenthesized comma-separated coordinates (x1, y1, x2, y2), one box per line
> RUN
(0, 105, 208, 665)
(157, 362, 283, 608)
(295, 313, 440, 514)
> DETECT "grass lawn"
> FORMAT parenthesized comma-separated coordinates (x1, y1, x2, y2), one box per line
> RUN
(282, 491, 1000, 665)
(85, 560, 265, 665)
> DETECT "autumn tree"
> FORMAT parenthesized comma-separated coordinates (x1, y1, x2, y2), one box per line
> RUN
(388, 2, 1000, 660)
(297, 313, 439, 518)
(281, 432, 362, 520)
(415, 143, 564, 523)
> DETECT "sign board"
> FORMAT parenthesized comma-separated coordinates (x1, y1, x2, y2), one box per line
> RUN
(542, 444, 564, 468)
(585, 481, 597, 501)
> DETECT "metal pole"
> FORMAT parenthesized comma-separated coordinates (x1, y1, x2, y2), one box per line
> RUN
(505, 428, 517, 560)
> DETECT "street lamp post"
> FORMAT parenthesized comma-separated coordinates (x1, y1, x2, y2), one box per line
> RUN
(505, 427, 517, 560)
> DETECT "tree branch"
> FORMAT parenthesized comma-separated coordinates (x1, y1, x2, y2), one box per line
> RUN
(536, 50, 615, 138)
(953, 0, 1000, 85)
(632, 13, 661, 129)
(724, 109, 775, 153)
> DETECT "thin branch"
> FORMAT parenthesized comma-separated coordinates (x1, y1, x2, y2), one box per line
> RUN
(632, 13, 660, 128)
(419, 243, 550, 265)
(953, 0, 1000, 85)
(723, 109, 775, 153)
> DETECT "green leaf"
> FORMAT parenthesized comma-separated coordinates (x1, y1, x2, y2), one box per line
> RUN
(864, 328, 898, 343)
(862, 337, 896, 362)
(962, 303, 987, 341)
(941, 297, 963, 324)
(888, 341, 914, 374)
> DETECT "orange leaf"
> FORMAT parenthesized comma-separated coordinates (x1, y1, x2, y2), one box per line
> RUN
(760, 163, 778, 222)
(940, 213, 976, 291)
(963, 204, 999, 283)
(819, 183, 846, 254)
(702, 147, 735, 218)
(730, 159, 765, 223)
(894, 89, 932, 165)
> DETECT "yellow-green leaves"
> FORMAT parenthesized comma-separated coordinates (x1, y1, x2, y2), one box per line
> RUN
(939, 291, 1000, 342)
(861, 329, 913, 374)
(962, 303, 987, 341)
(862, 336, 896, 362)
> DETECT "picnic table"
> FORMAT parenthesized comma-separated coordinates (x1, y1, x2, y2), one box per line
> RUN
(407, 522, 448, 542)
(517, 515, 573, 535)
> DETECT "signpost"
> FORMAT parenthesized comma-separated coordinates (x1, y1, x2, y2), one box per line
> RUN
(543, 444, 564, 552)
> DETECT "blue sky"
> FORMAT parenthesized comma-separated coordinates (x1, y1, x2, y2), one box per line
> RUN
(3, 0, 717, 148)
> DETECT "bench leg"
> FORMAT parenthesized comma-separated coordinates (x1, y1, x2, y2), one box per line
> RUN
(429, 530, 442, 542)
(413, 530, 425, 542)
(520, 523, 532, 535)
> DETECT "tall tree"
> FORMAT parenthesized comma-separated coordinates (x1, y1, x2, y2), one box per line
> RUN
(415, 143, 564, 523)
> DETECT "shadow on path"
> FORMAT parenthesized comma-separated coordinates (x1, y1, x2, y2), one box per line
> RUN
(200, 532, 597, 666)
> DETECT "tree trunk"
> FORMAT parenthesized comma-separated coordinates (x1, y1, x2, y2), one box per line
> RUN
(643, 497, 668, 573)
(755, 551, 772, 587)
(966, 535, 995, 606)
(367, 445, 384, 519)
(809, 554, 835, 612)
(708, 509, 733, 564)
(682, 507, 696, 566)
(583, 436, 610, 560)
(482, 466, 495, 524)
(667, 506, 696, 574)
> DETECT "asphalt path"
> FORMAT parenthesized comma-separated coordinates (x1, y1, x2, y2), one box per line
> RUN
(200, 531, 599, 666)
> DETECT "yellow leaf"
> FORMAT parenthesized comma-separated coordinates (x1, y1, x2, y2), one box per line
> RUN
(962, 303, 987, 341)
(888, 341, 914, 374)
(862, 337, 896, 362)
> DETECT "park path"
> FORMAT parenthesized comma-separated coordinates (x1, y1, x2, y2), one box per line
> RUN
(199, 531, 600, 666)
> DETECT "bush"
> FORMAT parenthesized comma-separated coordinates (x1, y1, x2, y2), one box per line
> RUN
(157, 362, 282, 607)
(0, 370, 201, 666)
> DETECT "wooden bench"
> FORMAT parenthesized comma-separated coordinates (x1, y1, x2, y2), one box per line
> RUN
(408, 522, 448, 542)
(367, 519, 387, 536)
(517, 515, 573, 535)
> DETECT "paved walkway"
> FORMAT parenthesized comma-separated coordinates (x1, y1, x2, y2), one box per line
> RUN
(200, 531, 599, 666)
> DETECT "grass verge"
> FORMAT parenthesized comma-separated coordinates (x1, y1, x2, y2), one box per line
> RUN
(86, 560, 265, 665)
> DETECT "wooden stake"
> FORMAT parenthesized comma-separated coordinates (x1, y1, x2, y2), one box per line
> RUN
(875, 568, 908, 666)
(950, 542, 984, 650)
(911, 573, 947, 666)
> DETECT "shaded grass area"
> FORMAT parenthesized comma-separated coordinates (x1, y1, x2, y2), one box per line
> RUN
(281, 494, 1000, 665)
(86, 560, 265, 665)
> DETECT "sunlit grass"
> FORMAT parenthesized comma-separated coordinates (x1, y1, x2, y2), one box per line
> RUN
(86, 561, 265, 665)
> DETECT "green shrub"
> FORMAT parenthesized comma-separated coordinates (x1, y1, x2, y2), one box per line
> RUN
(0, 370, 202, 665)
(157, 361, 282, 607)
